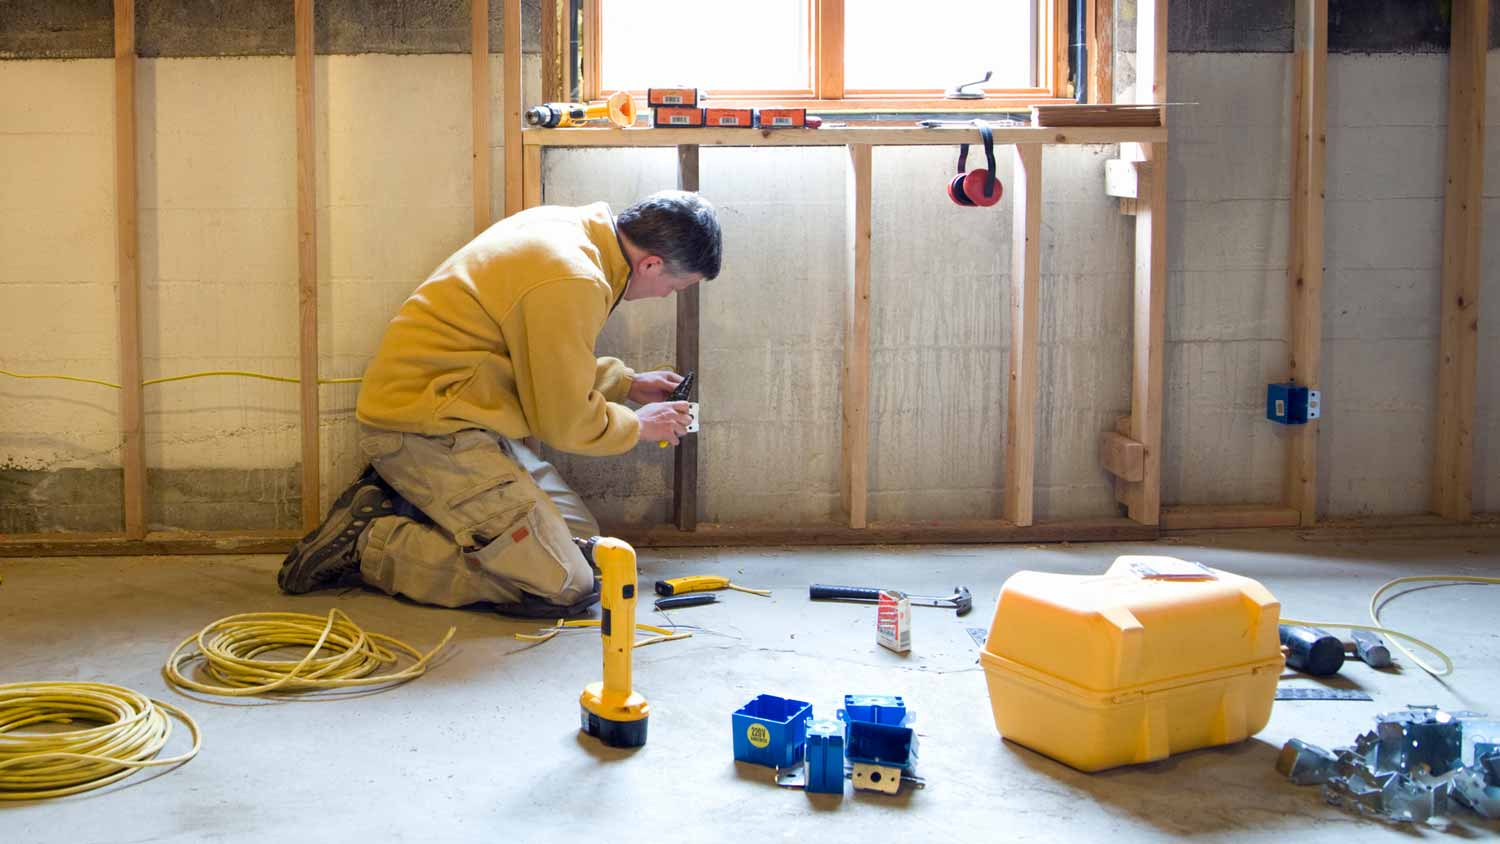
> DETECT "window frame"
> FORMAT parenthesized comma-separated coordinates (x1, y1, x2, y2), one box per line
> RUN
(582, 0, 1073, 111)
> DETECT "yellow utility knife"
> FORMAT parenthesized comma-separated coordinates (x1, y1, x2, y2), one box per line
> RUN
(654, 575, 771, 598)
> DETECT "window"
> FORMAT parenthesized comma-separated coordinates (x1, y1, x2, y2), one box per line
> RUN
(585, 0, 1068, 110)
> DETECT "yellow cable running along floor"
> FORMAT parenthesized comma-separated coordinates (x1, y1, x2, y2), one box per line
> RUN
(163, 609, 456, 696)
(1282, 574, 1500, 678)
(0, 681, 201, 800)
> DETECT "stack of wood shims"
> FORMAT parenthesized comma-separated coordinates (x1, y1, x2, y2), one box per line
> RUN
(1030, 104, 1163, 127)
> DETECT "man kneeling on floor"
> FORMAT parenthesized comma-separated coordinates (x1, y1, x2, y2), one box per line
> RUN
(277, 191, 721, 616)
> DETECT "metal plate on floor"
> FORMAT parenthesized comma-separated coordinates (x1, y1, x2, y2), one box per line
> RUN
(1275, 687, 1373, 701)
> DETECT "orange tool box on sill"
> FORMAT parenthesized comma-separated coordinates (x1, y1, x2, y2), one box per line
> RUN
(979, 556, 1283, 773)
(652, 106, 705, 128)
(704, 107, 755, 127)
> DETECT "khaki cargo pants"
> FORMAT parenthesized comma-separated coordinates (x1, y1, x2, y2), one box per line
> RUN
(355, 424, 599, 608)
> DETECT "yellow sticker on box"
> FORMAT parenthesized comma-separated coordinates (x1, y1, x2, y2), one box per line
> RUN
(747, 723, 771, 748)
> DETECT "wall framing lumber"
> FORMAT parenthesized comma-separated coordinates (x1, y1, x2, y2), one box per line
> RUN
(525, 126, 1167, 148)
(1119, 154, 1166, 525)
(1160, 505, 1300, 531)
(611, 518, 1157, 548)
(1087, 0, 1113, 104)
(1285, 0, 1327, 526)
(295, 0, 321, 531)
(1004, 144, 1042, 527)
(522, 145, 542, 209)
(0, 531, 303, 558)
(816, 0, 845, 100)
(473, 0, 493, 234)
(541, 0, 568, 103)
(1114, 0, 1167, 525)
(673, 145, 701, 531)
(841, 144, 872, 529)
(502, 0, 523, 217)
(1432, 0, 1488, 522)
(1099, 431, 1144, 482)
(113, 0, 146, 540)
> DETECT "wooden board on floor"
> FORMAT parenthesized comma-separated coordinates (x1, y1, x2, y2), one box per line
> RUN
(113, 0, 146, 540)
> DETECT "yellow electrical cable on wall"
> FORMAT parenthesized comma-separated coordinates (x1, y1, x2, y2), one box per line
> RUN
(163, 609, 455, 696)
(1, 367, 361, 389)
(1282, 575, 1500, 679)
(0, 681, 200, 801)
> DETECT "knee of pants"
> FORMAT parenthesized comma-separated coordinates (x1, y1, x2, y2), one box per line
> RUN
(466, 505, 595, 603)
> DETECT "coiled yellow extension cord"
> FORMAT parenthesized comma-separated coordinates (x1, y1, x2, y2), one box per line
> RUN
(0, 681, 201, 800)
(0, 367, 361, 389)
(1282, 575, 1500, 679)
(163, 609, 455, 696)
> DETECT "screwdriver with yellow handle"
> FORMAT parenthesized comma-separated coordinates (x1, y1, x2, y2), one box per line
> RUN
(658, 371, 697, 448)
(654, 575, 771, 598)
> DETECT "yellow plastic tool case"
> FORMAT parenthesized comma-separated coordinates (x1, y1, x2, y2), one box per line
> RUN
(980, 556, 1283, 772)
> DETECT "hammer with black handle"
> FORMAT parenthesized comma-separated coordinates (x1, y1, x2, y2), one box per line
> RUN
(809, 584, 972, 616)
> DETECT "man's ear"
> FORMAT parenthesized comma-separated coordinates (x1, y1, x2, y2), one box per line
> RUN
(638, 254, 663, 276)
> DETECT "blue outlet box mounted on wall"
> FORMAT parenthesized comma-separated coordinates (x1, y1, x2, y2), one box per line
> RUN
(1267, 382, 1321, 425)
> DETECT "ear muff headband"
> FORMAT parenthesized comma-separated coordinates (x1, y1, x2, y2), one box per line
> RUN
(978, 124, 997, 198)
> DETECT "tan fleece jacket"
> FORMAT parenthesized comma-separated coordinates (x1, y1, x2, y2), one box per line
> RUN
(355, 202, 640, 456)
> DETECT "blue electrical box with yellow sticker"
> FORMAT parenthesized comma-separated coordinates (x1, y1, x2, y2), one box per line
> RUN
(1267, 382, 1321, 425)
(733, 694, 813, 768)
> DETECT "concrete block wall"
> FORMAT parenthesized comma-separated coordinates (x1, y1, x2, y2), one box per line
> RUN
(1479, 54, 1500, 514)
(1161, 53, 1292, 507)
(1320, 55, 1449, 516)
(3, 1, 1498, 533)
(0, 59, 121, 531)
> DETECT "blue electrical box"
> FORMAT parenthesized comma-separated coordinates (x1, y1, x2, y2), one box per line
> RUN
(842, 695, 908, 726)
(803, 720, 845, 794)
(1267, 382, 1321, 425)
(732, 694, 813, 768)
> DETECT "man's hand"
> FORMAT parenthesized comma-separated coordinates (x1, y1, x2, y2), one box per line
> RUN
(637, 401, 692, 446)
(627, 370, 684, 405)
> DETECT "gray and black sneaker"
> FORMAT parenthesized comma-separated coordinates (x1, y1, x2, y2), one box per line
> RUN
(494, 578, 602, 619)
(277, 467, 396, 593)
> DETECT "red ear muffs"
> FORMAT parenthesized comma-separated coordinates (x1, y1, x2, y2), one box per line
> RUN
(948, 123, 1003, 208)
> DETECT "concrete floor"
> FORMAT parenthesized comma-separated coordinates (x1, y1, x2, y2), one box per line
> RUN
(2, 531, 1498, 842)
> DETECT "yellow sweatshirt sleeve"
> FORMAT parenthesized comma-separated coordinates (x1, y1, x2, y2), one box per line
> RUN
(505, 279, 640, 456)
(593, 357, 635, 404)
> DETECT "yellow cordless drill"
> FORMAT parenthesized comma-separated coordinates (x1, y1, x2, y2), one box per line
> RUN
(578, 537, 650, 748)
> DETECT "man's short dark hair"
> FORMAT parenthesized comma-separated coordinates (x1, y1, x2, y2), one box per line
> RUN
(617, 190, 722, 280)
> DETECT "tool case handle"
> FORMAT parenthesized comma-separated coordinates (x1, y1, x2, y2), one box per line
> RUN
(809, 584, 884, 602)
